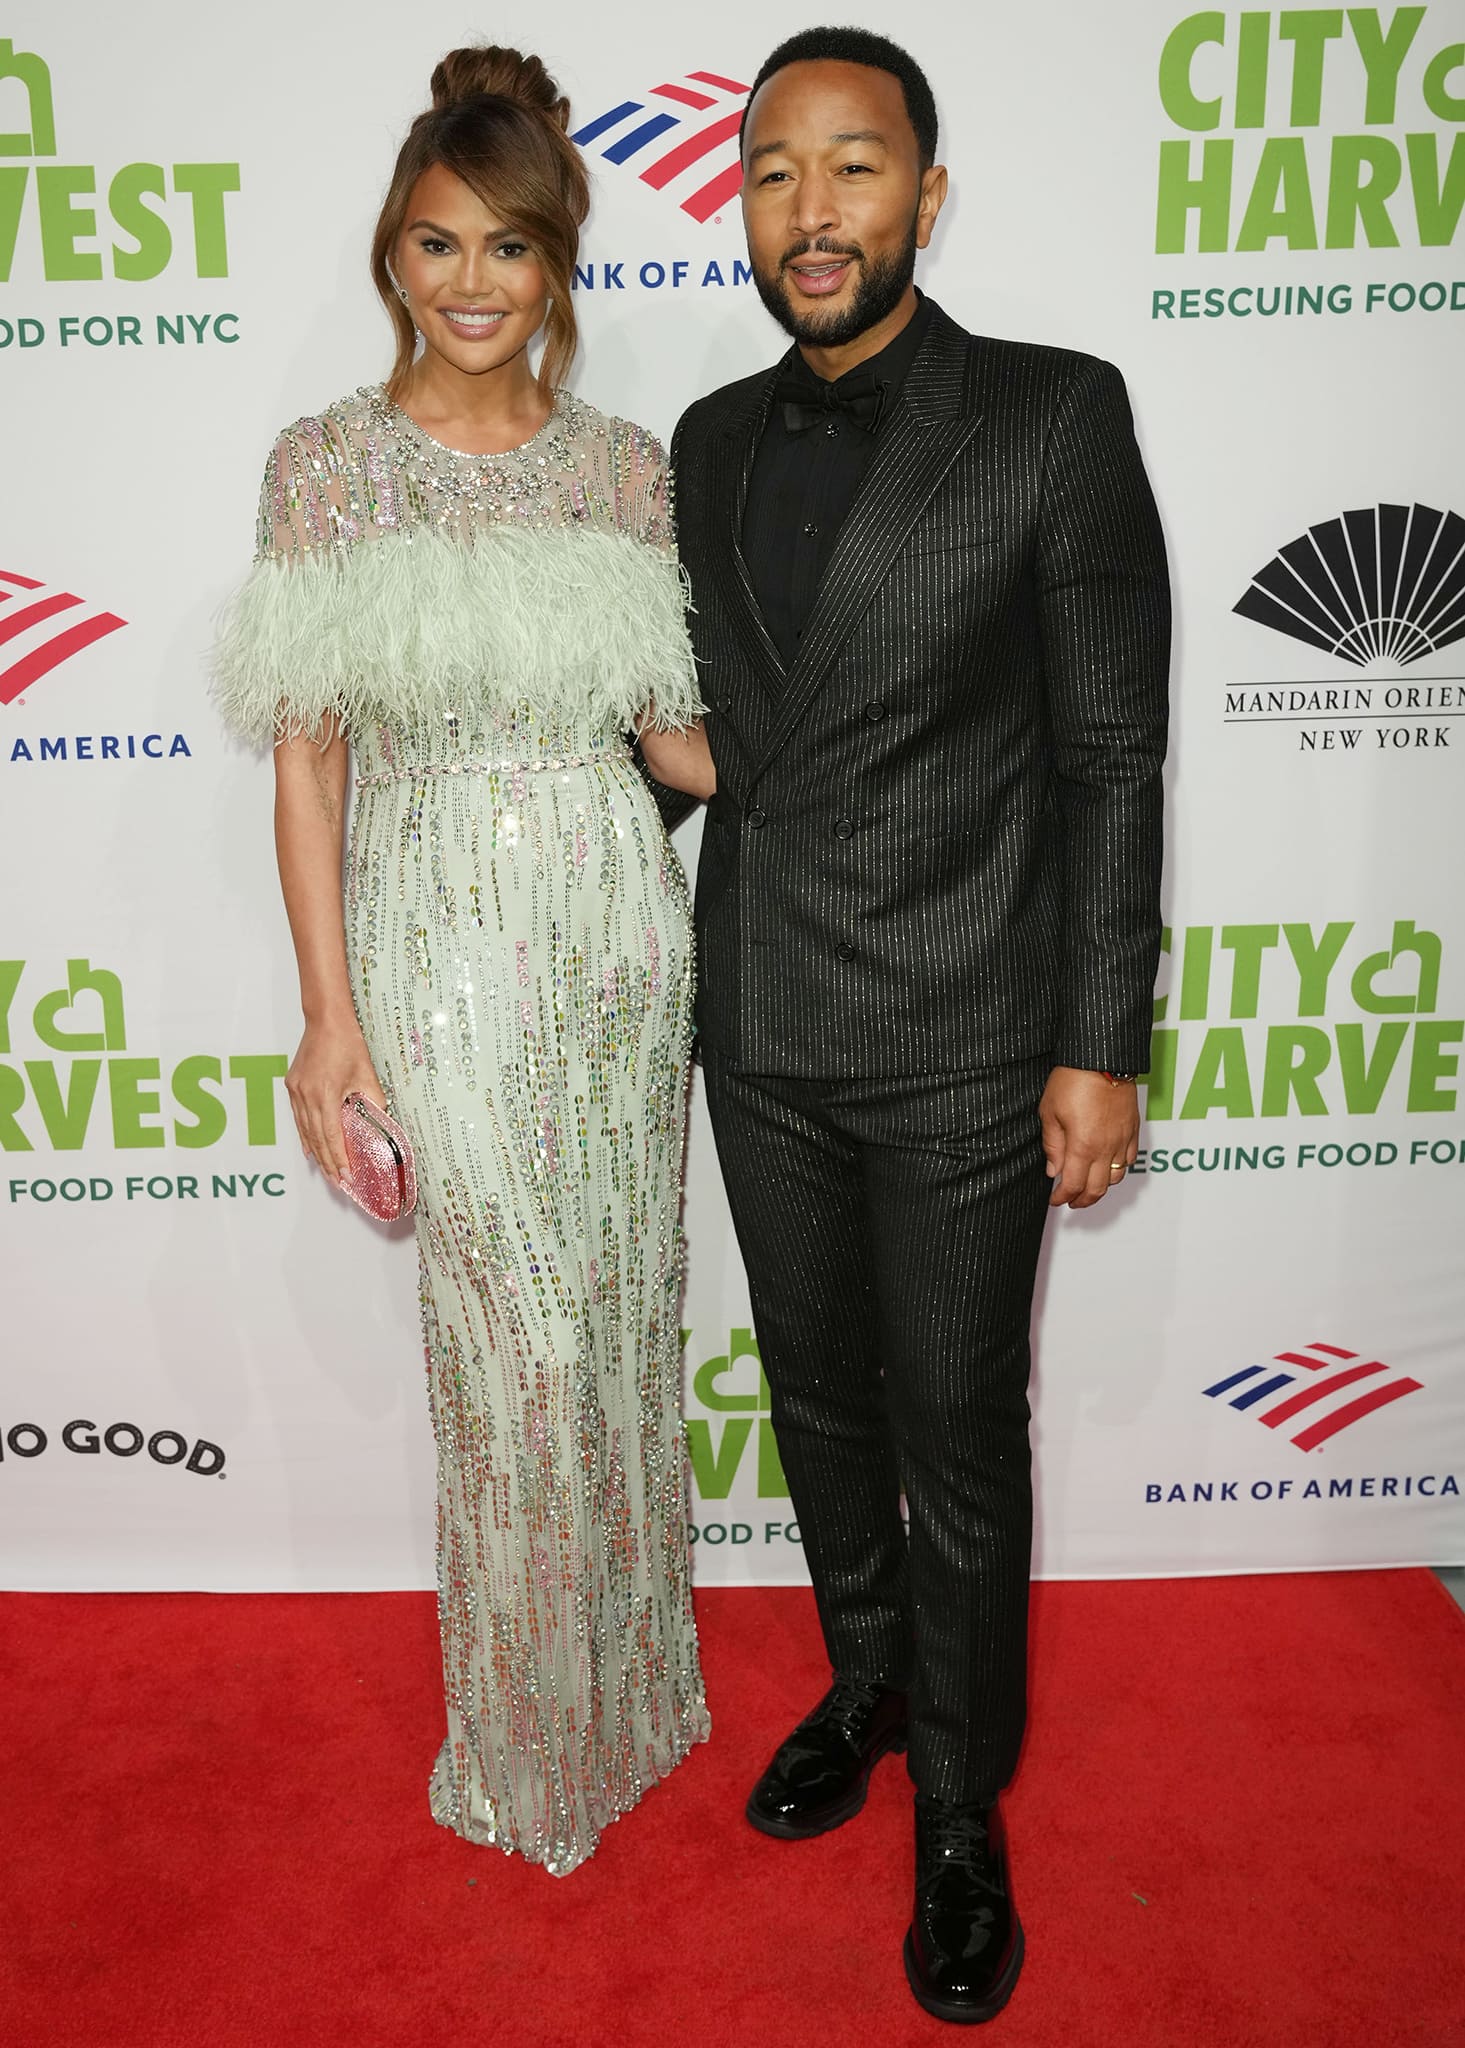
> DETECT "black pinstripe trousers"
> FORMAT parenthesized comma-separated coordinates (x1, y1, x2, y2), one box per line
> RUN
(701, 1051, 1052, 1805)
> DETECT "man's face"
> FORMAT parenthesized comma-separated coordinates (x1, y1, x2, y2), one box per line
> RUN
(741, 58, 945, 350)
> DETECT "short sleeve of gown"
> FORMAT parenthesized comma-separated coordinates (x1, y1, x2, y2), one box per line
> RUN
(214, 419, 359, 744)
(605, 421, 702, 729)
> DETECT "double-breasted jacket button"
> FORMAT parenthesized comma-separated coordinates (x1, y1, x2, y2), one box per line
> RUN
(834, 818, 855, 839)
(746, 807, 767, 830)
(864, 700, 886, 723)
(835, 942, 856, 962)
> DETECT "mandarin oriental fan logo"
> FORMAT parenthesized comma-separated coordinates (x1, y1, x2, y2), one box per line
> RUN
(1204, 1340, 1423, 1452)
(573, 71, 749, 222)
(1226, 502, 1465, 752)
(0, 569, 126, 704)
(1234, 504, 1465, 670)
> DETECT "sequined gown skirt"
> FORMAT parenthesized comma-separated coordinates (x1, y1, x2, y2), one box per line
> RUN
(344, 704, 710, 1876)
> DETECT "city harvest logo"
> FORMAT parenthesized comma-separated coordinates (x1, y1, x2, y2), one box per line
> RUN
(1151, 7, 1464, 323)
(2, 958, 288, 1202)
(0, 566, 124, 704)
(1203, 1338, 1422, 1451)
(1226, 502, 1465, 750)
(1, 38, 241, 353)
(570, 71, 756, 297)
(681, 1325, 803, 1551)
(1139, 915, 1465, 1132)
(0, 38, 239, 278)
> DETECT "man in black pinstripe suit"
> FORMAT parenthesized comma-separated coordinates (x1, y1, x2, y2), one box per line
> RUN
(640, 26, 1169, 2025)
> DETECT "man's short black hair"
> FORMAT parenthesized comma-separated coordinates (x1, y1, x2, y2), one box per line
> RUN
(739, 27, 939, 170)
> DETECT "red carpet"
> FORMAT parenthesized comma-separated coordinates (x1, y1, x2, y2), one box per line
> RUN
(3, 1574, 1463, 2048)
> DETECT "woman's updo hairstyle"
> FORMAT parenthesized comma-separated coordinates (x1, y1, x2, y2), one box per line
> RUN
(371, 46, 590, 399)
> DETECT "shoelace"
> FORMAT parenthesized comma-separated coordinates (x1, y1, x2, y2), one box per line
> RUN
(918, 1805, 1005, 1892)
(802, 1677, 887, 1747)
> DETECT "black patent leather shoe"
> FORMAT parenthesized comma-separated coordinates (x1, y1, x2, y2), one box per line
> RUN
(903, 1796, 1024, 2024)
(745, 1677, 908, 1839)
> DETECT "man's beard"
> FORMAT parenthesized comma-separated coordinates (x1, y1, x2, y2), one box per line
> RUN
(752, 217, 919, 349)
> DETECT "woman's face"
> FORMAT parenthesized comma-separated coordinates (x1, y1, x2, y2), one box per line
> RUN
(394, 162, 548, 382)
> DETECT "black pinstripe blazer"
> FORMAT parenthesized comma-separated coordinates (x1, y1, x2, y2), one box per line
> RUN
(669, 299, 1171, 1081)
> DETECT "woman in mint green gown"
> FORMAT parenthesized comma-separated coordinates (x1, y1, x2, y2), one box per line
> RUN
(216, 44, 710, 1875)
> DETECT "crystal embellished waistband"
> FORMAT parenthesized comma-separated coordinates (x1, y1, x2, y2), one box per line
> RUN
(355, 743, 630, 790)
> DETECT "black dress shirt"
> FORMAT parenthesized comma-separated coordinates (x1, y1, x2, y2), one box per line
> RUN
(743, 295, 932, 671)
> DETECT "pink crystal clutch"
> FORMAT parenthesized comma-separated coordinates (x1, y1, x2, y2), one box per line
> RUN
(340, 1093, 417, 1222)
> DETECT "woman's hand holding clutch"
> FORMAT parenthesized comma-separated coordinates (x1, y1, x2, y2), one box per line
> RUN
(286, 1016, 388, 1185)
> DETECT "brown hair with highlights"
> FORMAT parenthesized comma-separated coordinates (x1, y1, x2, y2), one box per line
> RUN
(371, 46, 590, 399)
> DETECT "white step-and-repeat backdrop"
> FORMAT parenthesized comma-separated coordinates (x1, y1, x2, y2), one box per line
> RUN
(3, 1, 1462, 1589)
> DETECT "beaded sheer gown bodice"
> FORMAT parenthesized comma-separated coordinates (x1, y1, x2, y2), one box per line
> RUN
(218, 387, 709, 1874)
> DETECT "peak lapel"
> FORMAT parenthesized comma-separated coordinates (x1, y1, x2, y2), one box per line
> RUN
(704, 369, 787, 701)
(747, 308, 983, 787)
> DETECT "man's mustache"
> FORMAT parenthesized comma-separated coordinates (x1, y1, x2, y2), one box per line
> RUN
(779, 238, 865, 271)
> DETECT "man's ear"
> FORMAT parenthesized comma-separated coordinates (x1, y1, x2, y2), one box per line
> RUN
(916, 164, 949, 250)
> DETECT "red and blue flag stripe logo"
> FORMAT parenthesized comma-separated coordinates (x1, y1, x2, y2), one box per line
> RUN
(1203, 1340, 1423, 1451)
(573, 72, 750, 222)
(0, 569, 126, 706)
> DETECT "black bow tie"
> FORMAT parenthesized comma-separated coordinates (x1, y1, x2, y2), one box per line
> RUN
(773, 364, 886, 437)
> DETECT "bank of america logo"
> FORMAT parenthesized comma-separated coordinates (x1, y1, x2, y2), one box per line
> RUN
(1204, 1341, 1423, 1452)
(1234, 503, 1465, 669)
(0, 568, 126, 704)
(573, 71, 749, 222)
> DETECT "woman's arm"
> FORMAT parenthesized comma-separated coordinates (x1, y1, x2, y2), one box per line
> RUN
(273, 726, 386, 1182)
(637, 715, 717, 801)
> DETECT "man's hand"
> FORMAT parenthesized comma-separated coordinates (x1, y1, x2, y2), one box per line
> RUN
(1039, 1066, 1140, 1209)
